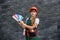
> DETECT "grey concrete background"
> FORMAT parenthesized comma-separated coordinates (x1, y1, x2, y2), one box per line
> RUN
(0, 0, 59, 40)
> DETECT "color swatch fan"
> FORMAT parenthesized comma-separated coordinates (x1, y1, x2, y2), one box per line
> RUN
(12, 14, 23, 21)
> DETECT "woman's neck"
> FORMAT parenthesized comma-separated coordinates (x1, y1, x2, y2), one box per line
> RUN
(30, 16, 36, 20)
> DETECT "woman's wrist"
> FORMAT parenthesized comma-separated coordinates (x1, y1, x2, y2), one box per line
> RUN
(23, 23, 27, 27)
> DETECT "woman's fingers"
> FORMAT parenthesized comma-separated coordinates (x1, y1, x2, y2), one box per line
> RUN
(17, 21, 22, 26)
(17, 21, 26, 28)
(20, 21, 24, 23)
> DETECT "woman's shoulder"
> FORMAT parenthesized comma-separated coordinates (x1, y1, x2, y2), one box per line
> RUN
(36, 18, 39, 20)
(35, 18, 40, 24)
(25, 17, 30, 22)
(26, 17, 29, 20)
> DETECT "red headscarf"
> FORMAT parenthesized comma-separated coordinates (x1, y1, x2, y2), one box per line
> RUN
(29, 6, 38, 13)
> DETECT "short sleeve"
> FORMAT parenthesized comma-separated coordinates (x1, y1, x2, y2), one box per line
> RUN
(35, 18, 39, 24)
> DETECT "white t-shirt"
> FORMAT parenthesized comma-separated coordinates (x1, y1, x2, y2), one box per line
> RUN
(35, 18, 40, 27)
(23, 18, 40, 32)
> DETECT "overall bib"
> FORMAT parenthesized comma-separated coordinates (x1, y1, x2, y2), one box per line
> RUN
(25, 18, 39, 40)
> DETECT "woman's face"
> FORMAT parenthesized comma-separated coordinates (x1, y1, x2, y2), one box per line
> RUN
(30, 11, 37, 17)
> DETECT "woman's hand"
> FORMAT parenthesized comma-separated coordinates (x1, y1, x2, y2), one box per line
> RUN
(18, 21, 26, 28)
(19, 21, 24, 25)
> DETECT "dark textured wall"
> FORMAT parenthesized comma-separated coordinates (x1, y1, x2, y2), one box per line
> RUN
(0, 0, 59, 40)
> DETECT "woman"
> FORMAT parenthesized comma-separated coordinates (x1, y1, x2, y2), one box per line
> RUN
(18, 6, 40, 40)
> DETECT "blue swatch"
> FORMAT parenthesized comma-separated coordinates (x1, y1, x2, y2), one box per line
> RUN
(17, 14, 23, 21)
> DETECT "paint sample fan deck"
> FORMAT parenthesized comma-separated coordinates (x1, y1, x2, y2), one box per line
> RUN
(12, 14, 23, 21)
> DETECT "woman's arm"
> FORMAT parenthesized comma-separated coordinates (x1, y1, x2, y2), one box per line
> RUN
(19, 18, 39, 30)
(17, 21, 25, 28)
(23, 29, 25, 35)
(23, 22, 38, 30)
(19, 21, 38, 30)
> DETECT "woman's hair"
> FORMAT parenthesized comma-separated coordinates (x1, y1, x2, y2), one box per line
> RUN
(31, 16, 37, 26)
(29, 6, 38, 25)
